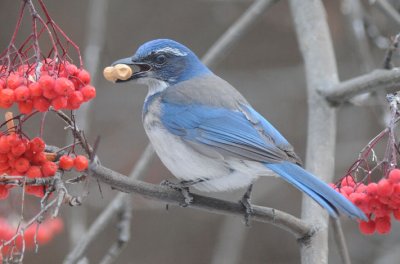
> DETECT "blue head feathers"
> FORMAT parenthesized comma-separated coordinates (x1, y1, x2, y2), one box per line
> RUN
(112, 39, 211, 85)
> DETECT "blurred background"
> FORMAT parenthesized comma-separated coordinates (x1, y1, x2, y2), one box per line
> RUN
(0, 0, 400, 263)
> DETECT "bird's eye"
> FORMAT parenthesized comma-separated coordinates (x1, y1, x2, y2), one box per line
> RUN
(155, 54, 167, 65)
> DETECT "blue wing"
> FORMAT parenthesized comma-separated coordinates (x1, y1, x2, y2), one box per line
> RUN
(160, 101, 294, 163)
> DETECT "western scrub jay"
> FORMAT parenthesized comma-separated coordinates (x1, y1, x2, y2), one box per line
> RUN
(112, 39, 366, 222)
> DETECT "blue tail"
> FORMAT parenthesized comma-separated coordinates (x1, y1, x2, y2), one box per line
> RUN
(265, 162, 367, 220)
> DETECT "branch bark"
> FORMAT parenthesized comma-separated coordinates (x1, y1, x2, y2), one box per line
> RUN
(323, 69, 400, 105)
(89, 163, 312, 239)
(289, 0, 339, 263)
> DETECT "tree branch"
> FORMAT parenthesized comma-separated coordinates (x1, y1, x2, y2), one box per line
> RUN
(289, 0, 339, 263)
(323, 69, 400, 105)
(331, 219, 351, 264)
(374, 0, 400, 27)
(202, 0, 279, 68)
(89, 163, 312, 239)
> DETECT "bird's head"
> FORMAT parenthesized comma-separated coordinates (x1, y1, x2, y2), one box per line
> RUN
(112, 39, 211, 86)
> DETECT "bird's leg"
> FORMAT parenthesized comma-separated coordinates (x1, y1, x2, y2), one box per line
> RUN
(240, 184, 254, 227)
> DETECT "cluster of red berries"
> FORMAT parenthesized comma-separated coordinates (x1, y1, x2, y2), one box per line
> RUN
(0, 132, 89, 199)
(0, 61, 96, 113)
(0, 217, 63, 258)
(332, 169, 400, 235)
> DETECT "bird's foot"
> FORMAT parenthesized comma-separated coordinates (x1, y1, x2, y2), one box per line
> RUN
(160, 180, 194, 207)
(239, 184, 254, 227)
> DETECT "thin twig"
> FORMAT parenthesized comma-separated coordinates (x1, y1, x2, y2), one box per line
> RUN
(331, 219, 351, 264)
(63, 192, 126, 264)
(374, 0, 400, 27)
(98, 198, 132, 264)
(202, 0, 279, 68)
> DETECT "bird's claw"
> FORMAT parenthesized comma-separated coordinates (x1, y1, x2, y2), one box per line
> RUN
(160, 180, 194, 207)
(240, 184, 254, 226)
(240, 196, 254, 227)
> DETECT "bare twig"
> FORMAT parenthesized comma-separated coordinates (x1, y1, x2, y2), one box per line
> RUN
(98, 198, 132, 264)
(342, 0, 374, 72)
(289, 0, 340, 263)
(331, 219, 351, 264)
(202, 0, 279, 68)
(63, 192, 127, 264)
(374, 0, 400, 27)
(89, 163, 312, 238)
(52, 109, 94, 156)
(323, 69, 400, 105)
(66, 0, 109, 250)
(383, 34, 400, 70)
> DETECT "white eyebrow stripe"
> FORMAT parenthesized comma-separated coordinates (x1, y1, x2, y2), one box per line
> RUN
(155, 47, 188, 56)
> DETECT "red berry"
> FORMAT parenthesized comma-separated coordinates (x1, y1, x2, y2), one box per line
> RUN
(389, 169, 400, 183)
(7, 134, 21, 146)
(26, 166, 42, 178)
(0, 153, 8, 163)
(65, 63, 78, 76)
(359, 220, 375, 235)
(38, 75, 55, 91)
(349, 192, 368, 208)
(29, 82, 42, 97)
(80, 85, 96, 101)
(77, 69, 90, 85)
(59, 155, 74, 170)
(367, 183, 378, 196)
(48, 218, 64, 234)
(74, 155, 88, 171)
(14, 85, 30, 101)
(30, 137, 45, 153)
(25, 186, 45, 198)
(54, 77, 74, 96)
(36, 225, 52, 245)
(6, 73, 23, 89)
(51, 96, 67, 110)
(32, 152, 47, 165)
(18, 100, 34, 114)
(11, 142, 27, 157)
(375, 216, 391, 234)
(0, 136, 11, 154)
(14, 157, 30, 173)
(341, 175, 355, 187)
(67, 91, 83, 109)
(377, 179, 394, 196)
(0, 78, 5, 88)
(0, 88, 15, 108)
(42, 161, 58, 177)
(340, 186, 354, 196)
(43, 86, 58, 99)
(33, 97, 50, 112)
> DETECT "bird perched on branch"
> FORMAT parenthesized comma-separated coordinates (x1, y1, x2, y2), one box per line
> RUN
(112, 39, 366, 222)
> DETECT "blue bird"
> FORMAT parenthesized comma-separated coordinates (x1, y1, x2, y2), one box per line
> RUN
(112, 39, 366, 221)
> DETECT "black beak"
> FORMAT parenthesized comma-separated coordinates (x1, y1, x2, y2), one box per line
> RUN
(111, 57, 152, 82)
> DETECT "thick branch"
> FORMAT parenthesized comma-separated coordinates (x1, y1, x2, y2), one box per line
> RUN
(89, 164, 312, 238)
(323, 69, 400, 105)
(289, 0, 339, 263)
